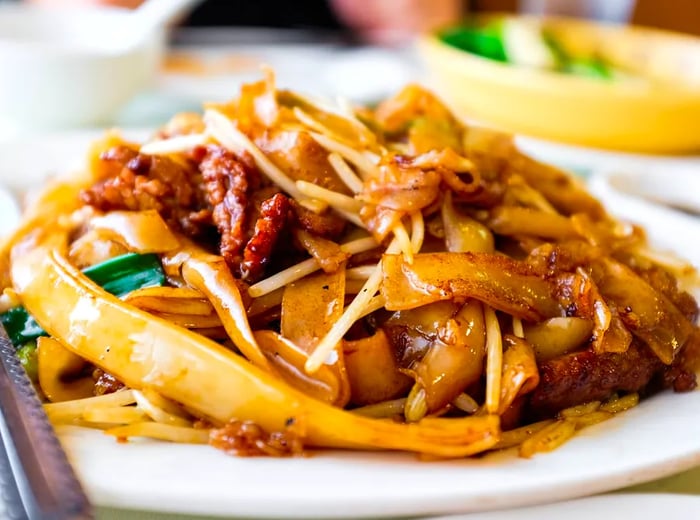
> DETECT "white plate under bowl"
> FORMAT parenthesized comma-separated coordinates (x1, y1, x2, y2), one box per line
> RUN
(1, 133, 700, 519)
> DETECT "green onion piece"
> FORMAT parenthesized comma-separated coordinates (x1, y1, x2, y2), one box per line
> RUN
(1, 309, 45, 348)
(439, 21, 507, 62)
(17, 341, 38, 382)
(1, 253, 165, 346)
(82, 252, 165, 298)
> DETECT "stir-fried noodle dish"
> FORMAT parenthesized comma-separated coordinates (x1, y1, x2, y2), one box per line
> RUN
(2, 71, 699, 459)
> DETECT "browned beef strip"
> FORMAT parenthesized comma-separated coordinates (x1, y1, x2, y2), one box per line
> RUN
(528, 343, 663, 418)
(81, 145, 212, 237)
(240, 192, 292, 282)
(200, 146, 260, 269)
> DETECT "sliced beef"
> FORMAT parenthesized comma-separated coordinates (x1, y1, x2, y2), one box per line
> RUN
(240, 193, 292, 281)
(200, 146, 261, 269)
(528, 343, 663, 418)
(81, 145, 212, 237)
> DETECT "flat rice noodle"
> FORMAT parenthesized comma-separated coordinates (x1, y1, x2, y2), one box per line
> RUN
(509, 153, 605, 219)
(255, 129, 350, 194)
(592, 258, 693, 364)
(498, 335, 539, 415)
(383, 301, 459, 368)
(441, 192, 493, 253)
(254, 330, 347, 406)
(360, 205, 404, 242)
(406, 117, 462, 155)
(125, 287, 214, 316)
(411, 300, 486, 412)
(218, 67, 279, 130)
(165, 245, 271, 371)
(523, 317, 593, 361)
(343, 330, 413, 406)
(151, 312, 223, 329)
(381, 252, 562, 321)
(68, 232, 129, 269)
(598, 313, 633, 354)
(89, 210, 180, 253)
(488, 206, 577, 241)
(559, 269, 614, 354)
(374, 84, 461, 141)
(295, 230, 349, 274)
(37, 336, 95, 403)
(360, 159, 441, 212)
(13, 239, 500, 456)
(281, 267, 350, 406)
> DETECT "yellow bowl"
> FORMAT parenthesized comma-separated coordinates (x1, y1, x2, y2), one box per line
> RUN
(418, 15, 700, 153)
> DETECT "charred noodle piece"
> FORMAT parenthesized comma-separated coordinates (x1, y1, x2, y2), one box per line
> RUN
(593, 258, 694, 365)
(381, 252, 562, 321)
(11, 243, 500, 456)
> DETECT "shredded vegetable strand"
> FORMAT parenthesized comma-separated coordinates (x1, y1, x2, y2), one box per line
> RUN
(452, 393, 479, 414)
(351, 398, 407, 418)
(80, 406, 149, 425)
(205, 109, 304, 200)
(404, 384, 428, 423)
(512, 317, 524, 338)
(357, 294, 386, 320)
(334, 208, 366, 229)
(133, 390, 192, 427)
(484, 306, 503, 415)
(410, 211, 425, 254)
(44, 390, 137, 423)
(309, 132, 379, 180)
(248, 237, 377, 297)
(293, 91, 375, 143)
(392, 223, 414, 264)
(295, 180, 363, 213)
(306, 237, 400, 373)
(105, 422, 210, 444)
(328, 152, 365, 194)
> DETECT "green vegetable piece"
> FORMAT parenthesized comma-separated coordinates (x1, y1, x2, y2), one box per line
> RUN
(1, 307, 46, 346)
(439, 21, 508, 62)
(83, 252, 165, 298)
(17, 341, 38, 382)
(542, 30, 613, 80)
(1, 252, 165, 346)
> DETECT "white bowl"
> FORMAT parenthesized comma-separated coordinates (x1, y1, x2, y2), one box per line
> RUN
(0, 5, 165, 130)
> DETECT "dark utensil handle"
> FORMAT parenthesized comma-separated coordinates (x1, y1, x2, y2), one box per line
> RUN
(0, 328, 92, 520)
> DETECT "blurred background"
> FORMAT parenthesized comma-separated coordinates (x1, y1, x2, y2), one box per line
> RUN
(1, 0, 699, 138)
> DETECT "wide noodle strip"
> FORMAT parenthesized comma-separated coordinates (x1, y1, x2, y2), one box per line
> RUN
(381, 252, 563, 320)
(3, 71, 699, 461)
(12, 238, 499, 456)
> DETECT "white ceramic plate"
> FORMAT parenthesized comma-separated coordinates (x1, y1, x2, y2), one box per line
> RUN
(2, 133, 700, 519)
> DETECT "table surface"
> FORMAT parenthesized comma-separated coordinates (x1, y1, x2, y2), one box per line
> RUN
(3, 27, 700, 520)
